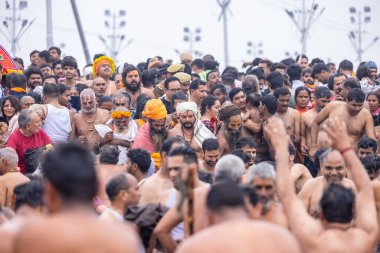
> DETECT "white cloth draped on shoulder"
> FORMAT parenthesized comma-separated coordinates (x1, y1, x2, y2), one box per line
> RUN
(176, 101, 216, 147)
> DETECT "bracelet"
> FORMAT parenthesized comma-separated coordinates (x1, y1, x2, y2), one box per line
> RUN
(340, 147, 353, 155)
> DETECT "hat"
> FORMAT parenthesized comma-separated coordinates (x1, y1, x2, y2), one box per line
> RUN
(167, 64, 185, 74)
(148, 57, 162, 69)
(367, 61, 378, 70)
(180, 52, 193, 63)
(142, 99, 167, 120)
(174, 72, 191, 83)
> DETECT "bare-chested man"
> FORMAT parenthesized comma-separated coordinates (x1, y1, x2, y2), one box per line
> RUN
(0, 148, 29, 208)
(95, 145, 127, 207)
(178, 183, 300, 253)
(298, 148, 355, 218)
(99, 173, 139, 223)
(310, 88, 375, 158)
(216, 105, 242, 155)
(229, 88, 261, 137)
(122, 65, 155, 113)
(74, 88, 110, 150)
(153, 146, 208, 253)
(13, 142, 141, 253)
(274, 87, 300, 145)
(247, 162, 288, 227)
(91, 77, 107, 102)
(138, 136, 186, 206)
(168, 101, 215, 155)
(301, 86, 331, 176)
(0, 179, 44, 253)
(194, 154, 245, 233)
(266, 116, 378, 253)
(288, 144, 312, 193)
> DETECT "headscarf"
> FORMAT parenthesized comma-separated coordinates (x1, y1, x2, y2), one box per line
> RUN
(176, 101, 216, 147)
(92, 56, 116, 77)
(142, 99, 167, 120)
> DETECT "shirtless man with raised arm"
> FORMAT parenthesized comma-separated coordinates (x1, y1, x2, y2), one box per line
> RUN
(13, 142, 141, 253)
(265, 116, 378, 253)
(309, 88, 375, 158)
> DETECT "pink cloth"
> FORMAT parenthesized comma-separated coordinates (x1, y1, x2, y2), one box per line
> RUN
(132, 122, 156, 154)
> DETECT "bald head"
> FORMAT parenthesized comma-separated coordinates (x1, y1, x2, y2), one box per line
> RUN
(319, 149, 347, 183)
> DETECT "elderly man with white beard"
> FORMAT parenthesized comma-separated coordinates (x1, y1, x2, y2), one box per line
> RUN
(74, 89, 110, 150)
(168, 101, 216, 155)
(94, 107, 139, 165)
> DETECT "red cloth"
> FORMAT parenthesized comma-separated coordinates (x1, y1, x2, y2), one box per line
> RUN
(132, 122, 156, 154)
(7, 129, 53, 174)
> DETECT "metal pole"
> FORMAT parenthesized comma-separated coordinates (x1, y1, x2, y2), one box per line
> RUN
(46, 0, 53, 48)
(111, 13, 116, 59)
(70, 0, 91, 64)
(11, 0, 16, 56)
(223, 4, 229, 67)
(301, 0, 306, 54)
(358, 11, 362, 62)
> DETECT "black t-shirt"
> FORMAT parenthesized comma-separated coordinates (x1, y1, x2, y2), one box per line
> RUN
(161, 97, 173, 114)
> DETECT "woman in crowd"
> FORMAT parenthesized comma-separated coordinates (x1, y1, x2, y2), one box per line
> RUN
(0, 95, 22, 143)
(367, 91, 380, 127)
(200, 95, 221, 134)
(294, 86, 311, 114)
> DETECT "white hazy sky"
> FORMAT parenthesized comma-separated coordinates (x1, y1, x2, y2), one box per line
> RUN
(1, 0, 379, 71)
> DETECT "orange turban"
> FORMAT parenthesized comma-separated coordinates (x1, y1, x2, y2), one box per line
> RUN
(142, 99, 167, 120)
(92, 56, 116, 77)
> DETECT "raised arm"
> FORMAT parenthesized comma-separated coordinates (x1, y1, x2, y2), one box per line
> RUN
(323, 117, 378, 238)
(264, 118, 321, 244)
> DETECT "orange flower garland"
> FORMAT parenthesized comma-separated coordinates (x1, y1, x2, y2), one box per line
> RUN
(111, 111, 131, 119)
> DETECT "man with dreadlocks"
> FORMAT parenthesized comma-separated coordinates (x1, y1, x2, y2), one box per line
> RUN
(153, 146, 208, 253)
(216, 105, 242, 155)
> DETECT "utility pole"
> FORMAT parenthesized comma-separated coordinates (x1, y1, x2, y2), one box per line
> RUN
(46, 0, 53, 48)
(285, 0, 325, 55)
(1, 0, 34, 56)
(217, 0, 232, 67)
(99, 9, 132, 63)
(348, 6, 379, 62)
(70, 0, 91, 64)
(183, 26, 202, 57)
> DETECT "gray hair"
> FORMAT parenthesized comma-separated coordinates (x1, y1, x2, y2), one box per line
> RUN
(99, 144, 120, 165)
(20, 96, 34, 105)
(248, 162, 276, 183)
(0, 147, 19, 167)
(242, 75, 259, 92)
(214, 154, 245, 183)
(29, 104, 46, 119)
(18, 109, 34, 128)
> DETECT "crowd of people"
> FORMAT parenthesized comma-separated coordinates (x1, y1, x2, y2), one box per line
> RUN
(0, 46, 380, 252)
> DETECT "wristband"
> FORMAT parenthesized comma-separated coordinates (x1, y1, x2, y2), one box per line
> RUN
(340, 147, 353, 155)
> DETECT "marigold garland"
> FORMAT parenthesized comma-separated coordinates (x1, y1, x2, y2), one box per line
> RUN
(111, 111, 131, 119)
